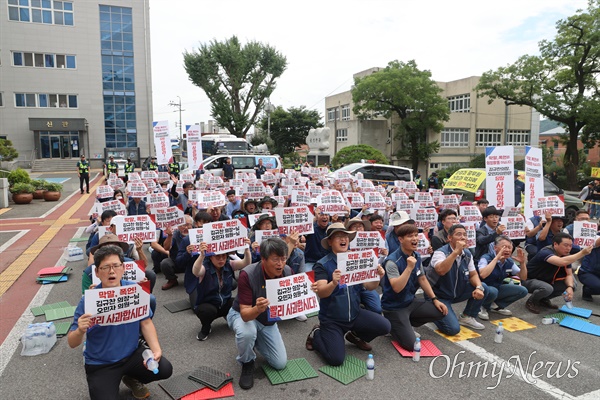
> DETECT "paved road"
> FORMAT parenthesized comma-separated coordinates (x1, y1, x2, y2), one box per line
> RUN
(0, 174, 599, 399)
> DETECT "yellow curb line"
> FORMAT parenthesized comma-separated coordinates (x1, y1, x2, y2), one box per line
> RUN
(0, 179, 102, 298)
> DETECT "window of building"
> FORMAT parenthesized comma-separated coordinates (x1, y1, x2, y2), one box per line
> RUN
(327, 107, 339, 122)
(341, 104, 350, 121)
(8, 0, 74, 25)
(0, 92, 3, 107)
(447, 94, 471, 113)
(15, 92, 77, 108)
(336, 128, 348, 142)
(506, 130, 530, 146)
(12, 51, 76, 69)
(430, 163, 439, 169)
(475, 129, 502, 146)
(100, 5, 137, 148)
(440, 128, 469, 147)
(553, 140, 559, 150)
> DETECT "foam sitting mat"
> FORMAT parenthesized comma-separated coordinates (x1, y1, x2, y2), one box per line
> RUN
(559, 316, 600, 337)
(391, 340, 443, 357)
(37, 275, 69, 284)
(559, 305, 592, 318)
(188, 366, 233, 391)
(543, 312, 589, 323)
(53, 321, 72, 336)
(489, 317, 536, 332)
(31, 301, 71, 317)
(159, 373, 205, 400)
(319, 355, 366, 385)
(44, 306, 77, 321)
(164, 299, 192, 313)
(180, 382, 235, 400)
(434, 325, 481, 342)
(262, 358, 318, 385)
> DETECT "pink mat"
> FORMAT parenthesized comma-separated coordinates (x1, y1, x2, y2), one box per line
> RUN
(391, 339, 443, 357)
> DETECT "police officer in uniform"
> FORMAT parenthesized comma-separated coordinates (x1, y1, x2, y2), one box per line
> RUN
(148, 156, 158, 171)
(77, 154, 90, 194)
(123, 158, 135, 184)
(169, 159, 180, 178)
(105, 156, 118, 181)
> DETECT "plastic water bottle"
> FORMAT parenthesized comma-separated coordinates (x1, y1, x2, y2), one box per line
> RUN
(366, 354, 374, 380)
(44, 322, 57, 352)
(542, 317, 559, 325)
(495, 322, 504, 343)
(563, 291, 573, 309)
(412, 338, 421, 362)
(142, 349, 159, 374)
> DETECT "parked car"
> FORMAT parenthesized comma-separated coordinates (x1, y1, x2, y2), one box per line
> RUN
(330, 163, 413, 187)
(442, 168, 584, 222)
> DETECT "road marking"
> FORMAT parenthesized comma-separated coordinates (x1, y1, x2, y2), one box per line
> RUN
(0, 230, 29, 254)
(0, 208, 12, 216)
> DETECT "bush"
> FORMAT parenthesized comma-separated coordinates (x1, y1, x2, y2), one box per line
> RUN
(31, 179, 48, 190)
(7, 168, 31, 186)
(9, 182, 35, 194)
(332, 145, 389, 169)
(44, 182, 63, 192)
(0, 139, 18, 162)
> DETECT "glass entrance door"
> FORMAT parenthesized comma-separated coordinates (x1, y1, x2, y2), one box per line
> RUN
(50, 136, 61, 158)
(40, 131, 80, 159)
(60, 136, 70, 158)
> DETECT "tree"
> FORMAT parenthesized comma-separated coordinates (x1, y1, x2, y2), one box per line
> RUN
(476, 1, 600, 189)
(257, 105, 322, 156)
(183, 36, 287, 138)
(351, 60, 449, 173)
(249, 131, 274, 152)
(0, 139, 18, 162)
(331, 145, 389, 168)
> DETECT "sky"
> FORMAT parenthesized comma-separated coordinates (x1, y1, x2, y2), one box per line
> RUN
(148, 0, 589, 137)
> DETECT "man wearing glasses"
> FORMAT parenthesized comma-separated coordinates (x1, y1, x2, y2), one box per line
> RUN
(68, 244, 172, 399)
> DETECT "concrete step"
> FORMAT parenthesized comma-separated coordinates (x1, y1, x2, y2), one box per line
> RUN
(31, 159, 78, 172)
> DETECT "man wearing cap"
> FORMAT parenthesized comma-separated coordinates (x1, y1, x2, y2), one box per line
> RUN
(474, 206, 506, 265)
(427, 224, 490, 333)
(123, 158, 135, 184)
(105, 156, 118, 180)
(225, 189, 241, 218)
(524, 233, 593, 313)
(427, 172, 439, 190)
(386, 211, 415, 255)
(243, 199, 259, 215)
(148, 156, 158, 171)
(77, 155, 90, 194)
(168, 159, 180, 178)
(258, 196, 278, 211)
(305, 223, 390, 366)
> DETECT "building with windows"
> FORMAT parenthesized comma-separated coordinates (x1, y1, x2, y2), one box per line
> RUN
(324, 72, 540, 174)
(538, 119, 600, 166)
(0, 0, 153, 169)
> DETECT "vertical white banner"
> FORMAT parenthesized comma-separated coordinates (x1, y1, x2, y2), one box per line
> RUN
(485, 146, 514, 209)
(153, 120, 172, 165)
(187, 124, 202, 170)
(524, 146, 544, 219)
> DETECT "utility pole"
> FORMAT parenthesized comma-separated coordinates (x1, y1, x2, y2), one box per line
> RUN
(265, 98, 275, 138)
(168, 96, 185, 158)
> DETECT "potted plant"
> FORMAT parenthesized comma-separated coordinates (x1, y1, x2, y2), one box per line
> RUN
(31, 179, 48, 199)
(43, 182, 63, 202)
(7, 168, 31, 186)
(9, 182, 35, 204)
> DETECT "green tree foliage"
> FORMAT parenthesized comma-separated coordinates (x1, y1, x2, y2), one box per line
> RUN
(249, 131, 274, 152)
(7, 168, 30, 186)
(257, 105, 322, 156)
(476, 1, 600, 189)
(0, 139, 18, 162)
(469, 154, 486, 168)
(183, 36, 287, 138)
(331, 145, 389, 168)
(351, 60, 449, 173)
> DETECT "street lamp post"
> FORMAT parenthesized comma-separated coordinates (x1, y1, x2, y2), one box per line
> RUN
(265, 99, 275, 138)
(168, 96, 185, 157)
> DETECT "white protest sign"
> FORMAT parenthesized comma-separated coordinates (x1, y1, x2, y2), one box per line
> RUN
(196, 191, 226, 209)
(316, 190, 347, 216)
(396, 199, 414, 211)
(96, 185, 114, 199)
(464, 222, 477, 249)
(363, 191, 387, 210)
(415, 192, 433, 203)
(128, 172, 141, 182)
(524, 146, 545, 219)
(157, 172, 170, 182)
(188, 228, 204, 245)
(248, 211, 275, 227)
(92, 260, 145, 286)
(242, 181, 267, 199)
(267, 273, 319, 321)
(417, 233, 431, 259)
(187, 124, 202, 170)
(274, 206, 315, 235)
(152, 206, 185, 230)
(392, 192, 409, 202)
(410, 208, 437, 230)
(99, 199, 127, 216)
(500, 216, 525, 240)
(345, 192, 365, 209)
(337, 250, 380, 286)
(349, 231, 386, 251)
(108, 177, 125, 190)
(85, 284, 150, 326)
(533, 196, 565, 217)
(146, 192, 170, 211)
(440, 194, 460, 210)
(335, 171, 353, 183)
(127, 181, 148, 198)
(291, 190, 312, 206)
(460, 205, 482, 223)
(112, 215, 157, 243)
(255, 229, 279, 244)
(394, 180, 407, 189)
(180, 173, 195, 183)
(485, 145, 515, 209)
(204, 219, 248, 255)
(573, 221, 598, 247)
(153, 120, 172, 165)
(141, 170, 158, 180)
(502, 207, 521, 217)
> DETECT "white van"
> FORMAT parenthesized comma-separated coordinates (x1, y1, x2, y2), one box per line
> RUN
(201, 134, 251, 156)
(182, 154, 281, 177)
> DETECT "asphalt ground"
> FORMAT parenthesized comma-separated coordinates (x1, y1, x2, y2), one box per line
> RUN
(0, 173, 599, 399)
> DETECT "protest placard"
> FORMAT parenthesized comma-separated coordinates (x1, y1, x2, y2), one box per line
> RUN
(187, 124, 202, 170)
(153, 120, 171, 165)
(485, 145, 515, 208)
(460, 205, 482, 223)
(157, 172, 170, 182)
(349, 231, 386, 251)
(410, 208, 437, 230)
(99, 199, 127, 216)
(363, 191, 387, 210)
(357, 179, 375, 190)
(524, 146, 545, 218)
(255, 229, 279, 244)
(204, 219, 248, 255)
(396, 199, 415, 211)
(180, 173, 195, 183)
(127, 181, 148, 198)
(573, 221, 598, 247)
(417, 233, 431, 259)
(502, 206, 521, 217)
(128, 172, 141, 182)
(207, 175, 224, 188)
(242, 181, 267, 199)
(415, 192, 433, 203)
(440, 194, 460, 210)
(92, 260, 146, 286)
(267, 273, 319, 321)
(274, 206, 314, 235)
(316, 190, 347, 215)
(141, 170, 158, 180)
(337, 250, 380, 286)
(146, 192, 170, 211)
(248, 211, 275, 228)
(108, 177, 124, 190)
(196, 191, 226, 209)
(152, 206, 185, 230)
(391, 192, 409, 202)
(533, 196, 565, 217)
(500, 216, 525, 240)
(464, 222, 477, 248)
(335, 170, 353, 183)
(112, 215, 157, 243)
(96, 185, 114, 199)
(291, 190, 312, 206)
(85, 284, 150, 326)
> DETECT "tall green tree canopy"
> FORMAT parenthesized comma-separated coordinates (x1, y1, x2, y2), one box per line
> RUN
(476, 0, 600, 189)
(257, 105, 322, 156)
(0, 139, 18, 161)
(183, 36, 287, 138)
(351, 60, 449, 173)
(331, 144, 389, 168)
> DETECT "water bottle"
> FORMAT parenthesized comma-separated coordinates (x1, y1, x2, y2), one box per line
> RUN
(142, 349, 159, 374)
(542, 317, 559, 325)
(44, 322, 57, 352)
(563, 291, 573, 309)
(412, 338, 421, 362)
(366, 354, 374, 380)
(495, 322, 504, 343)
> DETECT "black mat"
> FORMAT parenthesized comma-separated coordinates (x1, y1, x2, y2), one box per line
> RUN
(188, 366, 233, 391)
(164, 299, 192, 313)
(159, 373, 205, 400)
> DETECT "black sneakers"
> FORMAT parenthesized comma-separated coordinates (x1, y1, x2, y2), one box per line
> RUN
(239, 360, 255, 390)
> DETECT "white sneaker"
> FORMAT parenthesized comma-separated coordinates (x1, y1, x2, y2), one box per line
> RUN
(459, 314, 485, 330)
(490, 306, 512, 316)
(295, 314, 308, 322)
(478, 307, 489, 320)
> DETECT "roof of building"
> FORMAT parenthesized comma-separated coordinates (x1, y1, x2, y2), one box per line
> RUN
(539, 119, 563, 133)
